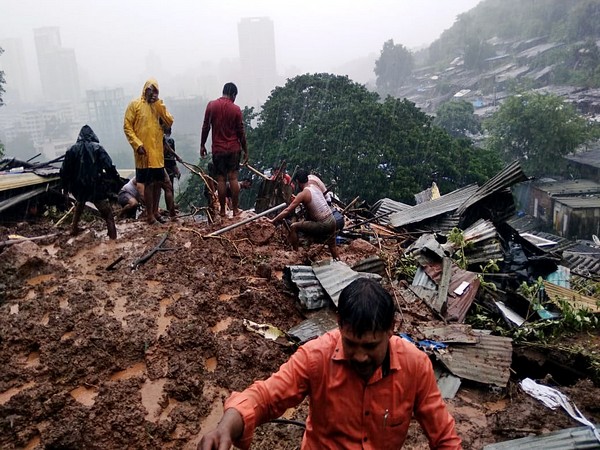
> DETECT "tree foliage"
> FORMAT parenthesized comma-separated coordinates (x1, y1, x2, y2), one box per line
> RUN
(374, 40, 414, 97)
(434, 100, 481, 138)
(484, 92, 590, 177)
(248, 73, 501, 204)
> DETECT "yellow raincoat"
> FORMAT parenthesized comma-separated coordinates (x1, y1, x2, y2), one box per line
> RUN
(123, 78, 174, 169)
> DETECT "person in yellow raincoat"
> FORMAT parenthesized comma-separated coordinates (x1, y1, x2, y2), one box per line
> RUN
(123, 78, 174, 225)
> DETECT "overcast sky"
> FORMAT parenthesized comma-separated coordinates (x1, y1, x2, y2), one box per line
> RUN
(1, 0, 481, 96)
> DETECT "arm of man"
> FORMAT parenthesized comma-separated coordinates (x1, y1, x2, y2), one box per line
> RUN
(153, 100, 174, 129)
(200, 104, 212, 158)
(413, 355, 462, 449)
(269, 188, 309, 224)
(236, 109, 249, 164)
(200, 344, 312, 450)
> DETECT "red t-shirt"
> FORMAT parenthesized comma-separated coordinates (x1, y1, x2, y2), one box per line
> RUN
(201, 96, 247, 155)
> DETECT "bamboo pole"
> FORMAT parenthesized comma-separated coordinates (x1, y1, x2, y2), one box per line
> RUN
(244, 163, 270, 180)
(205, 203, 286, 237)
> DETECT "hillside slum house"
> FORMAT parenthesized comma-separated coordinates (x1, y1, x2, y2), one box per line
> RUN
(0, 157, 600, 450)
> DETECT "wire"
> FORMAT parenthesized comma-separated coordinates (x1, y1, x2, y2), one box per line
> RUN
(267, 418, 306, 429)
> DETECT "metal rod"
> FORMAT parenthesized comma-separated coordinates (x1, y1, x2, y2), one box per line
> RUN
(205, 203, 286, 237)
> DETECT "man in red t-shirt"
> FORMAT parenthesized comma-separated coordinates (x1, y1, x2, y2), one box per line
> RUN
(200, 82, 249, 217)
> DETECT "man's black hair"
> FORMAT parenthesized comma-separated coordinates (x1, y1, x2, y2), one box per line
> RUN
(223, 82, 238, 97)
(292, 168, 309, 184)
(337, 278, 395, 337)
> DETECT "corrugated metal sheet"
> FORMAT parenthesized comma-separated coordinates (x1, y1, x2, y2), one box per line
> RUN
(390, 184, 480, 228)
(312, 260, 382, 307)
(521, 230, 576, 253)
(421, 263, 481, 323)
(461, 219, 504, 264)
(287, 309, 338, 344)
(0, 172, 60, 192)
(554, 196, 600, 209)
(457, 161, 528, 215)
(284, 265, 330, 310)
(351, 256, 387, 277)
(483, 425, 600, 449)
(0, 187, 49, 213)
(533, 179, 600, 196)
(562, 252, 600, 276)
(371, 198, 412, 226)
(421, 324, 479, 344)
(543, 281, 600, 313)
(437, 330, 513, 387)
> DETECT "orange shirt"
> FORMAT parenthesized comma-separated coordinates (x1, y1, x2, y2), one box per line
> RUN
(225, 329, 461, 450)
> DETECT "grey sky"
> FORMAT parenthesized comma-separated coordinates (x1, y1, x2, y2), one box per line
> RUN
(2, 0, 481, 92)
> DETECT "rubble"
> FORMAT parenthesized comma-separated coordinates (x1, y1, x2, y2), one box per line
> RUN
(1, 160, 600, 448)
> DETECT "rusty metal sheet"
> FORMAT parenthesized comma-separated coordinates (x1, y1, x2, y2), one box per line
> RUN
(437, 330, 513, 387)
(421, 262, 480, 323)
(483, 425, 600, 449)
(421, 324, 479, 344)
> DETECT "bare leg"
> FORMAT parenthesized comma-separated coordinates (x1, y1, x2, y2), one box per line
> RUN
(228, 170, 240, 216)
(162, 177, 176, 218)
(144, 181, 157, 224)
(217, 175, 227, 216)
(118, 198, 138, 219)
(289, 223, 300, 251)
(327, 235, 340, 260)
(153, 182, 161, 218)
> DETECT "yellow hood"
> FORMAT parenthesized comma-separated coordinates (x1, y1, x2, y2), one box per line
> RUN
(141, 78, 159, 98)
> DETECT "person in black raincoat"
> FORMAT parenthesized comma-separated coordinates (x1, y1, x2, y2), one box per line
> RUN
(60, 125, 121, 239)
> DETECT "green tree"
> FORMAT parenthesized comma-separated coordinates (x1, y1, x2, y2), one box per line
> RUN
(434, 100, 481, 138)
(484, 92, 590, 176)
(248, 73, 500, 204)
(374, 40, 414, 97)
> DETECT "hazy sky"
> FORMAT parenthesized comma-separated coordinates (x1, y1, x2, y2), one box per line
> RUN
(1, 0, 481, 94)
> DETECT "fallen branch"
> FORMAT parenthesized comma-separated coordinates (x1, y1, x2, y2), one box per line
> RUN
(131, 232, 171, 270)
(205, 203, 286, 237)
(0, 233, 59, 248)
(55, 205, 75, 227)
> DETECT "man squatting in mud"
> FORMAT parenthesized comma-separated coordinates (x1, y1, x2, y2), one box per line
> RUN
(199, 277, 461, 450)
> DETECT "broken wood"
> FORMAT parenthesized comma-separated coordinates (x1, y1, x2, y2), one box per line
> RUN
(341, 196, 360, 214)
(244, 163, 270, 180)
(205, 203, 287, 237)
(131, 232, 171, 270)
(0, 233, 59, 248)
(55, 205, 75, 227)
(433, 256, 452, 314)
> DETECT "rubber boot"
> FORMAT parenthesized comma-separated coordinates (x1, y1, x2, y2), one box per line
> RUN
(70, 202, 85, 235)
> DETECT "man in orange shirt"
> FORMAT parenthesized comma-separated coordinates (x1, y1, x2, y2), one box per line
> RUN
(198, 278, 461, 450)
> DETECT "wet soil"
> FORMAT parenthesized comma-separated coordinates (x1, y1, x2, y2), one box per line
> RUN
(1, 214, 599, 449)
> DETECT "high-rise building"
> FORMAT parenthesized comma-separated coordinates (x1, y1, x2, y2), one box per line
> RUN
(34, 27, 80, 103)
(237, 17, 277, 107)
(0, 38, 31, 103)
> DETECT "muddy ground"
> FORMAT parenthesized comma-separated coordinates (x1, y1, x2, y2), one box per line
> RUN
(1, 213, 599, 449)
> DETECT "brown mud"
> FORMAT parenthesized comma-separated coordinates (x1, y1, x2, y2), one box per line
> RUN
(1, 214, 599, 449)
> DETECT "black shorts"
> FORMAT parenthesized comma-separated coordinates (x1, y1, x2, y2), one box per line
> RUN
(136, 167, 166, 184)
(212, 151, 240, 177)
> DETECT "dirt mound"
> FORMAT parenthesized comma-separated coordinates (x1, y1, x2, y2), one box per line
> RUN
(1, 215, 599, 449)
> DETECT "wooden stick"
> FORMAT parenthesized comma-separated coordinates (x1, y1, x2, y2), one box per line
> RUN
(244, 163, 270, 180)
(55, 205, 75, 227)
(205, 203, 286, 237)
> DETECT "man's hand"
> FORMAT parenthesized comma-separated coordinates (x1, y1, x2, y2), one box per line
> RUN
(197, 409, 243, 450)
(137, 146, 146, 156)
(241, 149, 249, 165)
(200, 145, 208, 158)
